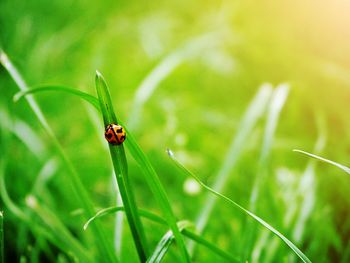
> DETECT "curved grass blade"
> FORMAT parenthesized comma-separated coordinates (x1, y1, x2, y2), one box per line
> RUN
(84, 206, 166, 231)
(0, 161, 92, 262)
(85, 206, 237, 262)
(8, 66, 190, 261)
(128, 32, 222, 129)
(244, 84, 289, 260)
(25, 195, 93, 262)
(194, 85, 273, 241)
(13, 85, 101, 111)
(95, 71, 149, 262)
(293, 149, 350, 175)
(250, 84, 289, 209)
(0, 211, 3, 263)
(94, 71, 190, 262)
(147, 221, 193, 263)
(181, 229, 238, 262)
(120, 128, 190, 262)
(167, 149, 312, 263)
(0, 109, 46, 159)
(0, 51, 118, 262)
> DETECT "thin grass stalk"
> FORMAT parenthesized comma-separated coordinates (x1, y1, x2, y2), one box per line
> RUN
(112, 175, 124, 258)
(95, 71, 149, 262)
(84, 206, 237, 262)
(128, 32, 223, 130)
(121, 132, 191, 262)
(147, 221, 193, 263)
(0, 162, 88, 261)
(190, 85, 272, 254)
(249, 84, 289, 210)
(243, 84, 289, 261)
(0, 51, 117, 262)
(12, 81, 191, 262)
(25, 196, 92, 262)
(167, 149, 312, 263)
(0, 210, 3, 263)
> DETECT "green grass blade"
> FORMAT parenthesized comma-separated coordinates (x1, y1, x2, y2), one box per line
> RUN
(293, 149, 350, 175)
(0, 51, 118, 262)
(245, 84, 289, 259)
(250, 84, 289, 209)
(95, 71, 149, 262)
(0, 210, 3, 263)
(85, 206, 237, 262)
(0, 109, 46, 159)
(167, 149, 312, 263)
(181, 229, 239, 262)
(193, 85, 273, 245)
(84, 206, 166, 231)
(0, 162, 89, 262)
(120, 128, 190, 262)
(147, 221, 193, 263)
(13, 85, 101, 111)
(128, 32, 222, 129)
(25, 196, 92, 262)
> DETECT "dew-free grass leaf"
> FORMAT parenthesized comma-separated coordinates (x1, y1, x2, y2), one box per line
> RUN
(294, 149, 350, 175)
(10, 68, 191, 262)
(0, 211, 3, 263)
(167, 149, 312, 263)
(147, 220, 192, 263)
(1, 52, 118, 263)
(120, 129, 191, 262)
(85, 206, 237, 262)
(95, 71, 149, 262)
(84, 206, 166, 231)
(13, 85, 101, 111)
(195, 85, 273, 238)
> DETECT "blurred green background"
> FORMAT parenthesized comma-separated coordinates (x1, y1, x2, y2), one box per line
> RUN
(1, 0, 350, 262)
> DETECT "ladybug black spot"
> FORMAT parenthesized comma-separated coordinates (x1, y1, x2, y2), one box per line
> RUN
(116, 128, 123, 133)
(106, 133, 112, 139)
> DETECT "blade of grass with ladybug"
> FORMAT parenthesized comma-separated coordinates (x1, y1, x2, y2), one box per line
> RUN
(95, 71, 191, 262)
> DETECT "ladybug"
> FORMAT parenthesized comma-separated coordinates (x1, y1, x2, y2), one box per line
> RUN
(104, 124, 126, 145)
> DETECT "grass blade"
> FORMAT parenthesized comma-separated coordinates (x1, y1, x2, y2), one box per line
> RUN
(13, 85, 101, 111)
(193, 85, 273, 251)
(0, 161, 89, 262)
(84, 207, 166, 231)
(0, 51, 118, 262)
(293, 149, 350, 175)
(167, 149, 312, 263)
(120, 128, 190, 262)
(9, 70, 190, 261)
(25, 195, 92, 262)
(181, 229, 239, 262)
(250, 84, 289, 209)
(147, 221, 192, 263)
(85, 206, 237, 262)
(245, 84, 289, 260)
(0, 210, 3, 263)
(95, 71, 149, 262)
(128, 32, 222, 129)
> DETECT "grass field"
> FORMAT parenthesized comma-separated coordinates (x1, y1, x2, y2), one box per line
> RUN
(1, 1, 350, 262)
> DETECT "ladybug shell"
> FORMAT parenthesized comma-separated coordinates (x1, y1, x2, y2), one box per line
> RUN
(104, 124, 126, 145)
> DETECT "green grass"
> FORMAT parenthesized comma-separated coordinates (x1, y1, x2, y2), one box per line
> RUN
(0, 210, 3, 263)
(1, 1, 350, 262)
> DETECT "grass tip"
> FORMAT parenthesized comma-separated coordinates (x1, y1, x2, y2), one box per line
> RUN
(95, 70, 102, 78)
(0, 51, 8, 64)
(13, 92, 21, 103)
(25, 195, 38, 208)
(166, 148, 174, 157)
